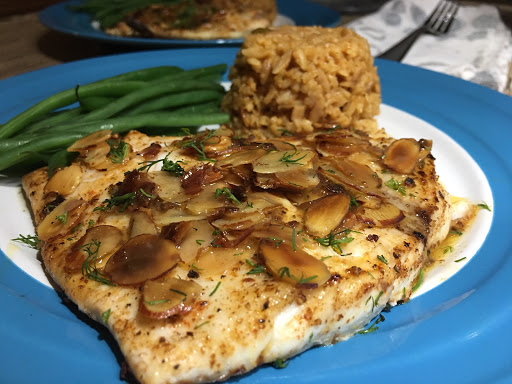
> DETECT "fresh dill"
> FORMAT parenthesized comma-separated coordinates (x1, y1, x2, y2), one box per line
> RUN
(179, 130, 217, 163)
(81, 240, 114, 286)
(12, 234, 40, 249)
(137, 153, 185, 176)
(215, 187, 242, 205)
(106, 139, 129, 164)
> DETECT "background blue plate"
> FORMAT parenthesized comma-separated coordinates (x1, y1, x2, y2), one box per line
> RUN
(39, 0, 341, 47)
(1, 48, 512, 383)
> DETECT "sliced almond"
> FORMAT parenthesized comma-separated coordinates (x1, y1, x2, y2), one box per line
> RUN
(37, 199, 86, 241)
(67, 130, 112, 152)
(216, 148, 266, 168)
(259, 239, 331, 288)
(44, 163, 82, 196)
(253, 149, 316, 174)
(319, 159, 382, 196)
(274, 168, 320, 190)
(149, 171, 189, 203)
(140, 275, 202, 319)
(65, 225, 124, 272)
(305, 194, 351, 237)
(383, 138, 420, 174)
(356, 202, 405, 227)
(129, 211, 157, 238)
(104, 234, 180, 286)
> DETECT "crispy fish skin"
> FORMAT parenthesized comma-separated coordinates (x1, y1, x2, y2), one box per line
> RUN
(22, 127, 450, 384)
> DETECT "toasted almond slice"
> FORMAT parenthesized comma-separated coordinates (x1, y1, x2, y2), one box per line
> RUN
(319, 159, 382, 195)
(259, 239, 331, 288)
(140, 276, 202, 319)
(37, 199, 86, 241)
(305, 194, 351, 237)
(356, 202, 405, 227)
(44, 163, 82, 196)
(216, 148, 267, 168)
(129, 211, 157, 238)
(149, 171, 189, 203)
(65, 225, 124, 272)
(104, 234, 180, 286)
(253, 149, 316, 174)
(274, 168, 320, 189)
(67, 130, 112, 152)
(383, 138, 420, 174)
(194, 246, 244, 277)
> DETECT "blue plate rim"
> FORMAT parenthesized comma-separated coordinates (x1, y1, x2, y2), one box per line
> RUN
(1, 47, 512, 383)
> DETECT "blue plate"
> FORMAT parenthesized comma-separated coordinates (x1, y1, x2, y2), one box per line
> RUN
(1, 48, 512, 383)
(39, 0, 341, 47)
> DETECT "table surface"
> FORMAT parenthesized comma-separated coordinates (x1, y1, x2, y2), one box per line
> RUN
(1, 3, 511, 95)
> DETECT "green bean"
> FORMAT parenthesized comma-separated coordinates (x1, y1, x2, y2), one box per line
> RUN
(0, 80, 146, 139)
(125, 89, 222, 116)
(21, 107, 83, 134)
(92, 66, 183, 84)
(170, 100, 223, 115)
(79, 80, 224, 122)
(79, 96, 115, 112)
(0, 112, 229, 171)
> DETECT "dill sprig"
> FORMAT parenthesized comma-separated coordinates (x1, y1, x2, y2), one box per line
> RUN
(81, 240, 115, 286)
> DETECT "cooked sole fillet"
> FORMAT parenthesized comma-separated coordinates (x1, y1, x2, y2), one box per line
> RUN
(22, 126, 451, 384)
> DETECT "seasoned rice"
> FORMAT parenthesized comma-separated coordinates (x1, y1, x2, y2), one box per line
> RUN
(222, 26, 381, 137)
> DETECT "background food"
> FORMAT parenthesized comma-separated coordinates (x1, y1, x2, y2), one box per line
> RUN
(222, 26, 381, 137)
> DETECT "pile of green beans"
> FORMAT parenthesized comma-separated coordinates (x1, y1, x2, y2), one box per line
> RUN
(70, 0, 183, 28)
(0, 64, 230, 172)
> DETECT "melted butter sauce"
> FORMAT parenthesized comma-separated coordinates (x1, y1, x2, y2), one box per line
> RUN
(428, 196, 479, 267)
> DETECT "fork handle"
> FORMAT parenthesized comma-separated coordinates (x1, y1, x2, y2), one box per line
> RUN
(377, 26, 427, 61)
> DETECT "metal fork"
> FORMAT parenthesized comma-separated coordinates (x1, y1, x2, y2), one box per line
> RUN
(377, 0, 459, 61)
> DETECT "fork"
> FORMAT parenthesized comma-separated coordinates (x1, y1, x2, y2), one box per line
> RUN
(377, 0, 459, 61)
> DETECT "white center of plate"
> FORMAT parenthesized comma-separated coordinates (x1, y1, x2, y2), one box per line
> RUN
(0, 105, 493, 292)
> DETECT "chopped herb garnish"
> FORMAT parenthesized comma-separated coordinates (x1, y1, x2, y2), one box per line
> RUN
(194, 321, 210, 329)
(314, 230, 354, 254)
(279, 143, 307, 166)
(94, 192, 135, 212)
(273, 358, 289, 369)
(12, 234, 40, 249)
(268, 237, 283, 247)
(411, 268, 424, 292)
(377, 254, 388, 265)
(455, 257, 467, 262)
(137, 153, 185, 176)
(215, 187, 242, 205)
(139, 188, 156, 199)
(245, 259, 266, 275)
(477, 202, 491, 211)
(357, 314, 385, 334)
(107, 139, 129, 164)
(56, 211, 68, 224)
(81, 240, 114, 286)
(179, 129, 217, 163)
(443, 245, 454, 254)
(209, 281, 221, 296)
(145, 299, 170, 305)
(101, 308, 111, 324)
(385, 178, 406, 195)
(170, 289, 187, 302)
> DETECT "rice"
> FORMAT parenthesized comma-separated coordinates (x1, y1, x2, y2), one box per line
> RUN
(222, 26, 381, 137)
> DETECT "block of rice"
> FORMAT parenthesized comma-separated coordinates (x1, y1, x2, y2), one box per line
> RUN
(222, 26, 381, 137)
